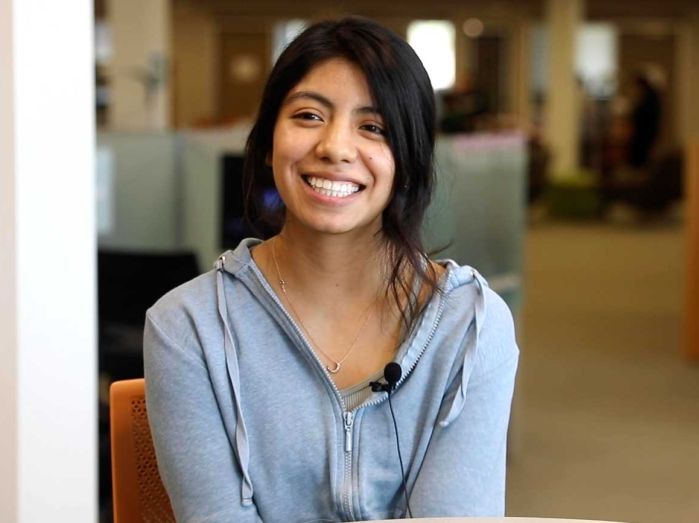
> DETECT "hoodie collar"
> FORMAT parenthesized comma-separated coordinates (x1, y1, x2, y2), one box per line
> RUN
(215, 239, 490, 449)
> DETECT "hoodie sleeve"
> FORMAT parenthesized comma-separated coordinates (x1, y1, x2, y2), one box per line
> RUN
(144, 311, 263, 523)
(407, 289, 519, 517)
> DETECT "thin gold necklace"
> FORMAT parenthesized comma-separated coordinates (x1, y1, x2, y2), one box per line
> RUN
(271, 236, 377, 374)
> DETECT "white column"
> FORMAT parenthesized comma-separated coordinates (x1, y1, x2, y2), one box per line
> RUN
(544, 0, 584, 178)
(0, 1, 97, 522)
(108, 0, 171, 130)
(0, 2, 18, 519)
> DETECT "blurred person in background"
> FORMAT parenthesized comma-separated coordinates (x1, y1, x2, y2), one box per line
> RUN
(627, 71, 662, 169)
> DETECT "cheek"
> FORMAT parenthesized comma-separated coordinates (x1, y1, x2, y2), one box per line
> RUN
(271, 127, 305, 167)
(270, 158, 291, 200)
(270, 127, 283, 164)
(270, 138, 291, 175)
(367, 148, 396, 183)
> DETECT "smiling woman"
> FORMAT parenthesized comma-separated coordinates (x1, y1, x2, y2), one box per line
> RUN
(144, 16, 519, 523)
(271, 58, 396, 237)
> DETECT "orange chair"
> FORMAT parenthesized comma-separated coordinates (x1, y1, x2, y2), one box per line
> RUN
(110, 378, 175, 523)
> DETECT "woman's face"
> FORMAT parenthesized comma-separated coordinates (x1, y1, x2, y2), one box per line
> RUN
(271, 58, 396, 237)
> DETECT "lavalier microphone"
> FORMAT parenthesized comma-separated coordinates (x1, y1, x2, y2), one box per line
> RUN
(370, 362, 402, 392)
(370, 362, 412, 518)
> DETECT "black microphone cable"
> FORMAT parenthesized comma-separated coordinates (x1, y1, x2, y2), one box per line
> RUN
(387, 387, 413, 518)
(371, 362, 413, 518)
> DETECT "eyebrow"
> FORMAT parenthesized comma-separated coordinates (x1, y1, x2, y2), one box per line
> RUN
(283, 90, 381, 115)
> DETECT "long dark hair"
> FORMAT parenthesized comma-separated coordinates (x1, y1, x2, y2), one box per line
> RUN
(244, 16, 438, 334)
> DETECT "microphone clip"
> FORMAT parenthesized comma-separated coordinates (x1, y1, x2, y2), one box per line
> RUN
(370, 380, 393, 393)
(371, 362, 403, 393)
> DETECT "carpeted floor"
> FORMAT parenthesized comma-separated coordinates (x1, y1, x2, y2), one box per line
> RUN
(506, 220, 699, 523)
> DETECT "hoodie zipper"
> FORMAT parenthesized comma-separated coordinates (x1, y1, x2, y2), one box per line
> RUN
(399, 290, 448, 381)
(343, 411, 355, 519)
(356, 292, 449, 415)
(249, 262, 449, 519)
(336, 295, 448, 520)
(249, 265, 347, 398)
(250, 265, 357, 519)
(333, 292, 450, 520)
(344, 411, 354, 453)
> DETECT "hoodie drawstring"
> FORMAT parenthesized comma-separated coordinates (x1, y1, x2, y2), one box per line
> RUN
(439, 268, 488, 427)
(215, 256, 254, 506)
(214, 253, 486, 492)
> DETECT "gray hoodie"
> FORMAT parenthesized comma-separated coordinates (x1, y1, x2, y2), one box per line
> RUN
(144, 238, 519, 522)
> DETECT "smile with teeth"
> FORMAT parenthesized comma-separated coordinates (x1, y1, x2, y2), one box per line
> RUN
(304, 176, 362, 198)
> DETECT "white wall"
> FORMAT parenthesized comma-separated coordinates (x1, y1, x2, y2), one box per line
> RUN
(0, 1, 19, 518)
(0, 1, 97, 522)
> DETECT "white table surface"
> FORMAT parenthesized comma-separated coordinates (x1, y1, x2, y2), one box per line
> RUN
(368, 518, 626, 523)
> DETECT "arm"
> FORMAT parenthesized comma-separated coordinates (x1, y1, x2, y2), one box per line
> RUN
(144, 312, 263, 523)
(409, 292, 519, 516)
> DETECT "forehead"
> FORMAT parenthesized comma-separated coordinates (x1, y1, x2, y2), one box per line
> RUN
(286, 57, 374, 103)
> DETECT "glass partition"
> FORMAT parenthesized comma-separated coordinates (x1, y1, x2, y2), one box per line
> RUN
(97, 129, 526, 310)
(424, 133, 527, 310)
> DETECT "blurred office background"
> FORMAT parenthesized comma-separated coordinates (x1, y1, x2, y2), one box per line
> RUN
(95, 0, 699, 523)
(3, 0, 697, 522)
(93, 1, 699, 522)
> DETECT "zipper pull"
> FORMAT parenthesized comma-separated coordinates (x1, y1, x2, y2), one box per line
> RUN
(343, 411, 354, 453)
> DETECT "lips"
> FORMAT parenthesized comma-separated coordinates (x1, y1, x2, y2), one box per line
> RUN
(303, 175, 363, 198)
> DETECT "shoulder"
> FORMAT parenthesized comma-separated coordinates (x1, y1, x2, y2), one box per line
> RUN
(145, 270, 220, 345)
(474, 284, 519, 378)
(149, 270, 217, 317)
(146, 239, 262, 335)
(438, 262, 519, 370)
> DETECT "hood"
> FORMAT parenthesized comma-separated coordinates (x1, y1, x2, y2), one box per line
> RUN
(213, 238, 489, 505)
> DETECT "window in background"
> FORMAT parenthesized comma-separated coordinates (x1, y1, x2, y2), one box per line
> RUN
(96, 145, 114, 236)
(95, 20, 112, 64)
(531, 23, 617, 98)
(95, 20, 112, 127)
(272, 19, 308, 64)
(576, 23, 617, 98)
(407, 20, 456, 91)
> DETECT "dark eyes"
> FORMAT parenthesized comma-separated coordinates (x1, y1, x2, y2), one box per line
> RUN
(290, 112, 386, 136)
(292, 111, 323, 122)
(360, 123, 386, 136)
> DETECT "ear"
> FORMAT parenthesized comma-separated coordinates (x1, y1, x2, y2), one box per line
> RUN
(265, 151, 272, 166)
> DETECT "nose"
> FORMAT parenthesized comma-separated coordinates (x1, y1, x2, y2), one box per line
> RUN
(314, 121, 357, 164)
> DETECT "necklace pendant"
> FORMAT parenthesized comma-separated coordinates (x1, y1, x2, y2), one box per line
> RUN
(326, 362, 342, 374)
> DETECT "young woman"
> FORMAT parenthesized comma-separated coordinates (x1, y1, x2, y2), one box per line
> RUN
(144, 17, 519, 522)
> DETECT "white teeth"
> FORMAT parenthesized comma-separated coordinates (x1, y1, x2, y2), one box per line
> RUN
(306, 176, 360, 198)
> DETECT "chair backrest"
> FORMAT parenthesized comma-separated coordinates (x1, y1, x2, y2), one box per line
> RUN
(110, 379, 175, 523)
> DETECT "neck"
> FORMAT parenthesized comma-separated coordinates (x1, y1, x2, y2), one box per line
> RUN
(261, 223, 407, 383)
(273, 222, 389, 300)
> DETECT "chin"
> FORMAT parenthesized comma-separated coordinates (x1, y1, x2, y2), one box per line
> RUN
(298, 215, 382, 237)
